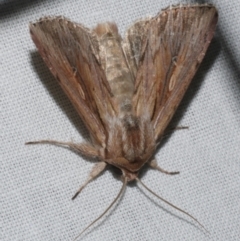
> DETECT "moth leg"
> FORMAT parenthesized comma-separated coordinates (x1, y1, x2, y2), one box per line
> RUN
(26, 140, 99, 158)
(149, 159, 179, 175)
(163, 126, 188, 139)
(172, 126, 188, 131)
(72, 162, 107, 200)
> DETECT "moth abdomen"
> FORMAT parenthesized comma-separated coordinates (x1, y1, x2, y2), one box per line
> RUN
(94, 23, 134, 113)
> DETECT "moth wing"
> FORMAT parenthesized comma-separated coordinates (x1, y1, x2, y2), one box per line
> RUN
(30, 17, 116, 145)
(124, 5, 218, 141)
(123, 18, 151, 79)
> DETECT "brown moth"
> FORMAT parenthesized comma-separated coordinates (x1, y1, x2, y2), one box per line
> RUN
(27, 4, 218, 239)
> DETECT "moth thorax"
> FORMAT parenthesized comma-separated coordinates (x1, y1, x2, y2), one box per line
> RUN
(119, 99, 132, 116)
(122, 115, 144, 162)
(123, 114, 139, 128)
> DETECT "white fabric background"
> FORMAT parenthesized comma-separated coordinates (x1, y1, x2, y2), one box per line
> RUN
(1, 0, 240, 240)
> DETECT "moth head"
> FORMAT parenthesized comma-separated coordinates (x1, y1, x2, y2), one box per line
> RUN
(104, 156, 148, 177)
(121, 169, 138, 182)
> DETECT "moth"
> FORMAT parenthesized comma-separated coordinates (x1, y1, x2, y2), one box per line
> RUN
(27, 4, 218, 239)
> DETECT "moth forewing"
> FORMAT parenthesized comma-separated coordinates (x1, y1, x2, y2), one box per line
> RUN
(129, 5, 218, 141)
(28, 4, 218, 238)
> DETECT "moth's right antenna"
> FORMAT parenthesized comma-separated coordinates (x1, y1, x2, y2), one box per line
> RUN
(74, 176, 127, 240)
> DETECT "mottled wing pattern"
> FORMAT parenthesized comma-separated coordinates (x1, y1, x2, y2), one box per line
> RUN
(30, 17, 116, 145)
(125, 5, 218, 141)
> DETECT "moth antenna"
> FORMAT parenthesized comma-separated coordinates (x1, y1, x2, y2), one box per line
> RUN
(136, 177, 208, 232)
(73, 176, 127, 240)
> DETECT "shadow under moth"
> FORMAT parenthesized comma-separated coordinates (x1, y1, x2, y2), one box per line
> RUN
(27, 4, 218, 239)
